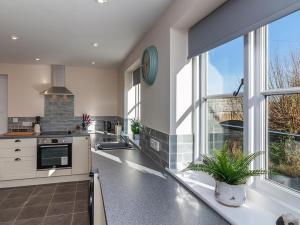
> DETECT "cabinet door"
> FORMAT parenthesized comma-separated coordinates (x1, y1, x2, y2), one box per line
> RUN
(72, 136, 90, 175)
(0, 157, 36, 180)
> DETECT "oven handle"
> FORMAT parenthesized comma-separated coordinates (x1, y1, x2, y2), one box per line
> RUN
(39, 145, 69, 148)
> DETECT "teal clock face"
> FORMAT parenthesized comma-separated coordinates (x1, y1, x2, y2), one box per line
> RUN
(141, 45, 158, 85)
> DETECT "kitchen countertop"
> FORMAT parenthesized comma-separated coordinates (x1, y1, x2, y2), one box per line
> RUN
(92, 148, 230, 225)
(0, 131, 91, 139)
(0, 133, 39, 139)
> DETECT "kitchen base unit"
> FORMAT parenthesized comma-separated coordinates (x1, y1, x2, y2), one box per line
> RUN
(0, 135, 91, 188)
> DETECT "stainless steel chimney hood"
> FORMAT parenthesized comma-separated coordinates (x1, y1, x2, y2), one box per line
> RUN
(41, 65, 73, 96)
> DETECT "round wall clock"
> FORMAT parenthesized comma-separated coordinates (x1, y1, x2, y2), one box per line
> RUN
(141, 45, 158, 85)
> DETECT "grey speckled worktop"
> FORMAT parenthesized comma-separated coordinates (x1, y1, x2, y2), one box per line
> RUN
(92, 148, 230, 225)
(0, 131, 91, 139)
(0, 134, 39, 139)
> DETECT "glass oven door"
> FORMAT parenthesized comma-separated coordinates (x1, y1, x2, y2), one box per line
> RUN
(37, 144, 72, 169)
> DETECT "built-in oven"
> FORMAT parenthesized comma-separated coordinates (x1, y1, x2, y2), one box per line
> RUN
(37, 137, 72, 170)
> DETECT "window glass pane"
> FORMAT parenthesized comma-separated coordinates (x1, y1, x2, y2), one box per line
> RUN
(268, 10, 300, 89)
(207, 37, 244, 95)
(207, 97, 243, 155)
(267, 94, 300, 192)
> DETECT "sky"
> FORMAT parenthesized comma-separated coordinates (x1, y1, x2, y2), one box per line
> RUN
(207, 10, 300, 95)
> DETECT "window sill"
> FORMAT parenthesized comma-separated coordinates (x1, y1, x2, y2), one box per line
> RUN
(167, 169, 279, 225)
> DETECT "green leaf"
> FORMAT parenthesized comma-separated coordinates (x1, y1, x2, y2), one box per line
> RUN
(186, 144, 267, 185)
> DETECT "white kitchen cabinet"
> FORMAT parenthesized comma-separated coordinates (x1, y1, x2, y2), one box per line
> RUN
(0, 146, 36, 158)
(0, 138, 37, 181)
(0, 138, 36, 149)
(93, 173, 107, 225)
(0, 156, 36, 180)
(72, 136, 90, 175)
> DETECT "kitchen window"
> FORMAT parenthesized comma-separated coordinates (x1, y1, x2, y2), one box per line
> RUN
(126, 69, 141, 120)
(195, 10, 300, 206)
(200, 37, 244, 155)
(125, 68, 141, 134)
(263, 10, 300, 192)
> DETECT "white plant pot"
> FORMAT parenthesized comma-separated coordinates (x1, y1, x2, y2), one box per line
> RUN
(215, 181, 246, 207)
(133, 134, 140, 140)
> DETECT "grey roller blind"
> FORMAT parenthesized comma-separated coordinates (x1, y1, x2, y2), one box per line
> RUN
(188, 0, 300, 58)
(132, 68, 141, 86)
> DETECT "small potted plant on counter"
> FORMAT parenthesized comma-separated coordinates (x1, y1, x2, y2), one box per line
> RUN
(130, 119, 140, 140)
(82, 113, 91, 131)
(187, 143, 266, 207)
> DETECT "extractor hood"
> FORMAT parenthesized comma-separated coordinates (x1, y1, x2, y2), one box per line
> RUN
(41, 65, 73, 96)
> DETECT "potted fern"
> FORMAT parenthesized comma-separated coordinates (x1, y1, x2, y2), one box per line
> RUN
(187, 144, 266, 207)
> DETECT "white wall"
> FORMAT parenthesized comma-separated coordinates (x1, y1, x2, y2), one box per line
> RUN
(0, 75, 8, 133)
(0, 63, 119, 117)
(66, 67, 118, 116)
(120, 15, 171, 133)
(0, 64, 50, 117)
(119, 0, 225, 134)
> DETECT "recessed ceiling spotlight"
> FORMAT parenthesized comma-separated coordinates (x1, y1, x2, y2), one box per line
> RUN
(96, 0, 108, 4)
(35, 58, 40, 61)
(92, 42, 99, 47)
(92, 61, 96, 65)
(11, 35, 19, 40)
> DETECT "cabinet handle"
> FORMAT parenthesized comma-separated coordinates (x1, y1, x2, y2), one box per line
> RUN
(14, 158, 21, 161)
(15, 149, 21, 152)
(15, 139, 21, 143)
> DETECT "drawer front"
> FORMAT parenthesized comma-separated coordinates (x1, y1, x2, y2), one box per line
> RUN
(0, 157, 36, 180)
(0, 138, 37, 149)
(0, 147, 36, 158)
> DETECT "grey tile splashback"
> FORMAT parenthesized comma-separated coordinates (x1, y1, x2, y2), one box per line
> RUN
(73, 116, 123, 132)
(8, 116, 123, 133)
(140, 125, 194, 170)
(169, 134, 194, 170)
(42, 95, 75, 131)
(140, 126, 169, 168)
(7, 117, 36, 132)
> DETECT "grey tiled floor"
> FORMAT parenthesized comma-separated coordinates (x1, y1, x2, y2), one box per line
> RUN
(0, 181, 90, 225)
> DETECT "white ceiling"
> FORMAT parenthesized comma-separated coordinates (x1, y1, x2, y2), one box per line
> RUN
(0, 0, 173, 68)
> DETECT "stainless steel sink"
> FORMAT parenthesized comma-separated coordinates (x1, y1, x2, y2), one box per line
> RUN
(97, 142, 130, 150)
(96, 134, 132, 150)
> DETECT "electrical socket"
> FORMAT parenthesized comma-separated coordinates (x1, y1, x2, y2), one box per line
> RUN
(150, 138, 160, 152)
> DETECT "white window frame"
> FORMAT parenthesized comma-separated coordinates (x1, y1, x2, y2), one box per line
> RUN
(253, 25, 300, 210)
(199, 39, 245, 156)
(197, 25, 300, 210)
(134, 83, 141, 120)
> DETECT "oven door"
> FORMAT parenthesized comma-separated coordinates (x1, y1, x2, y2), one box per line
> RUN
(37, 143, 72, 169)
